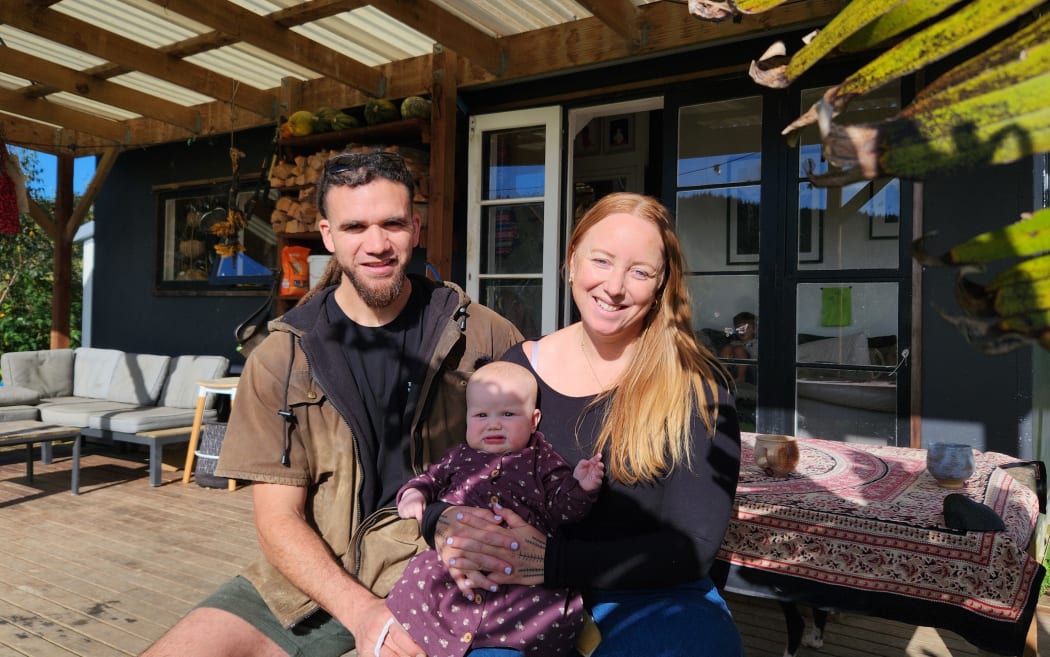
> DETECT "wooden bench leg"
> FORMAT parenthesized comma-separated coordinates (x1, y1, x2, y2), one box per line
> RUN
(182, 394, 208, 483)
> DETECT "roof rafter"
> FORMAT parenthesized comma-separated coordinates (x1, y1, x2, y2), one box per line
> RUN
(574, 0, 643, 45)
(146, 0, 386, 97)
(1, 3, 277, 119)
(0, 88, 129, 143)
(0, 45, 202, 133)
(368, 0, 504, 75)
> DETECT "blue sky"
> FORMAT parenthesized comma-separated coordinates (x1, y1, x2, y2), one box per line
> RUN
(10, 146, 97, 200)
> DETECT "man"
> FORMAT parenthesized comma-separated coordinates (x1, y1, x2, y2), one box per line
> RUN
(141, 151, 523, 657)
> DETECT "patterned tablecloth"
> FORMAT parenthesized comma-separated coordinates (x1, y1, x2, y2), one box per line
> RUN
(716, 433, 1044, 655)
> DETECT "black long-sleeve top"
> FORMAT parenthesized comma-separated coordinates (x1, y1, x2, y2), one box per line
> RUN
(502, 344, 742, 592)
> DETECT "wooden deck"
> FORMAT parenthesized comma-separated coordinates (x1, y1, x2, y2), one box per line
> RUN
(1, 441, 1046, 657)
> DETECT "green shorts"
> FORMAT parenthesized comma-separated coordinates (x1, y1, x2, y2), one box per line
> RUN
(198, 576, 355, 657)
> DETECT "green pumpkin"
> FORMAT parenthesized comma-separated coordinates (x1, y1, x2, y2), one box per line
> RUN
(364, 98, 400, 125)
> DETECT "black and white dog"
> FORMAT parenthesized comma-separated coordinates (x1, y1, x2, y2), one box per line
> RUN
(779, 602, 829, 657)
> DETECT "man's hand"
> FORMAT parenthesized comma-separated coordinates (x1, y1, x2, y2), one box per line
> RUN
(574, 454, 604, 492)
(397, 488, 426, 523)
(345, 596, 424, 657)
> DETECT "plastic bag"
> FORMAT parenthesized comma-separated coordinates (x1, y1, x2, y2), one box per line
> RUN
(279, 245, 311, 298)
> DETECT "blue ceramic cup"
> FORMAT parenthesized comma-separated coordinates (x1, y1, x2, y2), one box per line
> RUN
(926, 442, 975, 489)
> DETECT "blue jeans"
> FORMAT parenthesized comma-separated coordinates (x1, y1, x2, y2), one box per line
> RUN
(582, 578, 743, 657)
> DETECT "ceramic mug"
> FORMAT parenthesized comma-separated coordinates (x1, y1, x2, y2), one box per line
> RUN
(754, 434, 800, 477)
(926, 442, 975, 489)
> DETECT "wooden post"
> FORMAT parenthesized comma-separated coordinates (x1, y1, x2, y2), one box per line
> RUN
(428, 46, 457, 282)
(50, 153, 74, 349)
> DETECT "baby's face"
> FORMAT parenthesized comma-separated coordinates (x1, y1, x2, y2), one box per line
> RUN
(465, 381, 540, 454)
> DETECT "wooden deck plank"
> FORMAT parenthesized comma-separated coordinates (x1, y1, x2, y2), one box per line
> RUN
(1, 443, 1046, 657)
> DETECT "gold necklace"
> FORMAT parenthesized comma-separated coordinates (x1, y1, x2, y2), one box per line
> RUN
(580, 330, 607, 390)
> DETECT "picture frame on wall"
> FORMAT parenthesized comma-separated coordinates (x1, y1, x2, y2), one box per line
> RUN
(573, 118, 601, 157)
(605, 115, 634, 153)
(799, 207, 824, 263)
(726, 196, 760, 265)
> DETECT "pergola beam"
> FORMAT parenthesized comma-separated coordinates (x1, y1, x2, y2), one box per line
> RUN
(0, 89, 129, 144)
(575, 0, 643, 45)
(0, 45, 202, 134)
(1, 4, 277, 119)
(147, 0, 386, 97)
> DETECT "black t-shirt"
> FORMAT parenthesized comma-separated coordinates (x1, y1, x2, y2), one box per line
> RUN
(326, 285, 427, 509)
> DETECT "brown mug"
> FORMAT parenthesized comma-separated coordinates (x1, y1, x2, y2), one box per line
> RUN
(754, 434, 800, 477)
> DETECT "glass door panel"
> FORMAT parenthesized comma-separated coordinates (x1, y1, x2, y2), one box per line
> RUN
(797, 82, 903, 271)
(794, 282, 900, 445)
(468, 107, 562, 338)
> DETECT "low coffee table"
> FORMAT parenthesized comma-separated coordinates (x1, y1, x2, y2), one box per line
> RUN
(0, 420, 82, 494)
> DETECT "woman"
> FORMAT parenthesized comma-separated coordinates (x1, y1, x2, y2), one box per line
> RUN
(430, 193, 743, 656)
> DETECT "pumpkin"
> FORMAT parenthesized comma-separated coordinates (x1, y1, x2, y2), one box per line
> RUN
(364, 98, 400, 125)
(287, 110, 316, 137)
(400, 96, 431, 121)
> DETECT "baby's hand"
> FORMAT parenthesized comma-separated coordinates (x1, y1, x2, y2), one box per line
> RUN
(397, 488, 426, 523)
(574, 454, 604, 492)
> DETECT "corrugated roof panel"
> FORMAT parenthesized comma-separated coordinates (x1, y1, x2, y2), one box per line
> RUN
(186, 43, 320, 88)
(431, 0, 584, 37)
(47, 91, 141, 121)
(52, 0, 200, 48)
(109, 71, 216, 106)
(296, 6, 436, 66)
(0, 25, 107, 71)
(0, 73, 33, 89)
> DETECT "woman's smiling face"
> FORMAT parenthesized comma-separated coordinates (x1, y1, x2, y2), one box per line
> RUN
(570, 211, 665, 342)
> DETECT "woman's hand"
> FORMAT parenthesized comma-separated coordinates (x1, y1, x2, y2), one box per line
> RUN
(435, 505, 547, 596)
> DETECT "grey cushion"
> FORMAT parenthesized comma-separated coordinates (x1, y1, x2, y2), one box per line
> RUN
(72, 347, 123, 399)
(159, 356, 230, 409)
(0, 405, 41, 421)
(90, 406, 218, 433)
(107, 353, 171, 405)
(38, 400, 141, 427)
(0, 349, 74, 397)
(0, 385, 42, 406)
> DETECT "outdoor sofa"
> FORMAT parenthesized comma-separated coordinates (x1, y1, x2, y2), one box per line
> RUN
(0, 347, 229, 485)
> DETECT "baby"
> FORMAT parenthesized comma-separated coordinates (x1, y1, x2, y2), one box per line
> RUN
(387, 360, 604, 657)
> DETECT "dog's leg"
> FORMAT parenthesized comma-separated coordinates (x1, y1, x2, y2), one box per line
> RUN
(801, 608, 829, 649)
(778, 601, 805, 657)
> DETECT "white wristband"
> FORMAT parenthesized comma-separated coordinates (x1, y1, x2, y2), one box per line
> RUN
(374, 617, 395, 657)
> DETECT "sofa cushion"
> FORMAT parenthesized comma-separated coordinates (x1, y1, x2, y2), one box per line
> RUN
(72, 347, 123, 399)
(39, 399, 142, 427)
(159, 356, 230, 409)
(0, 349, 74, 398)
(0, 384, 42, 406)
(90, 406, 219, 433)
(107, 353, 172, 405)
(0, 405, 41, 421)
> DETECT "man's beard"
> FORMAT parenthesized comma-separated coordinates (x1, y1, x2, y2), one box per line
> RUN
(343, 264, 407, 308)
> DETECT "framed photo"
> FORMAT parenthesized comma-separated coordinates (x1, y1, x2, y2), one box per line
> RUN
(605, 115, 634, 153)
(799, 207, 824, 263)
(726, 196, 760, 265)
(573, 118, 601, 157)
(869, 179, 900, 239)
(154, 178, 277, 296)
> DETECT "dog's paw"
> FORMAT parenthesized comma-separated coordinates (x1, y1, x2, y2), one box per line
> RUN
(801, 625, 824, 649)
(782, 650, 798, 657)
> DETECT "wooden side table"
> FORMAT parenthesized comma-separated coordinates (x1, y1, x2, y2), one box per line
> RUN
(181, 376, 239, 490)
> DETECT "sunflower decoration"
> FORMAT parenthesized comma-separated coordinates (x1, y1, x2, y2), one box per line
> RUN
(211, 148, 248, 258)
